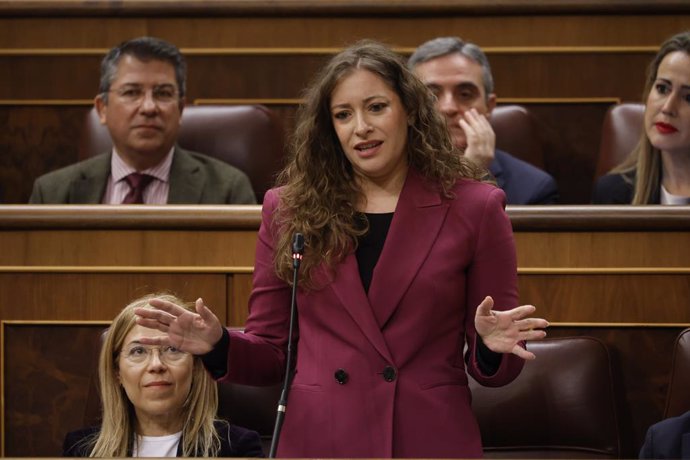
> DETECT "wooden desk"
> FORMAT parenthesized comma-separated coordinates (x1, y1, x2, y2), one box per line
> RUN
(1, 205, 689, 457)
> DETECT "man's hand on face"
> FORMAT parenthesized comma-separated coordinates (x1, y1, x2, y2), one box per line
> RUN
(458, 108, 496, 170)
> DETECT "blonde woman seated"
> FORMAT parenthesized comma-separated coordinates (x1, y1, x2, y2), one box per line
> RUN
(62, 294, 264, 457)
(593, 31, 690, 204)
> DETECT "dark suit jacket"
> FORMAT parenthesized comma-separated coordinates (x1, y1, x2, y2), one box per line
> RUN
(639, 410, 690, 459)
(62, 420, 264, 457)
(490, 149, 559, 204)
(592, 169, 661, 204)
(222, 168, 525, 458)
(29, 146, 256, 204)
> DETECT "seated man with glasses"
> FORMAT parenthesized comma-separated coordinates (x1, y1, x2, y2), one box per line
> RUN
(29, 36, 256, 204)
(62, 293, 264, 457)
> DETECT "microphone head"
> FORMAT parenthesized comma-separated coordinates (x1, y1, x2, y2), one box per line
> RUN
(292, 233, 305, 255)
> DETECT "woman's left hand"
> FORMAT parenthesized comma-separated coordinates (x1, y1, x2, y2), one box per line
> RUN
(474, 296, 549, 360)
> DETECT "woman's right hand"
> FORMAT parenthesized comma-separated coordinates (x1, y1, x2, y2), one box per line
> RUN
(135, 297, 223, 355)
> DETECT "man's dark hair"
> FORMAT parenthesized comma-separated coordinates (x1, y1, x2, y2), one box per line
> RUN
(99, 36, 187, 102)
(409, 36, 494, 102)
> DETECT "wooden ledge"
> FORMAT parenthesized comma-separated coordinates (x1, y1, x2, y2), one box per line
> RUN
(0, 205, 262, 229)
(507, 205, 690, 231)
(2, 205, 690, 231)
(1, 0, 689, 17)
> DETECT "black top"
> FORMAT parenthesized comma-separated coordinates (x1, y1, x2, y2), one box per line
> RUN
(592, 169, 661, 204)
(62, 420, 264, 457)
(356, 212, 393, 294)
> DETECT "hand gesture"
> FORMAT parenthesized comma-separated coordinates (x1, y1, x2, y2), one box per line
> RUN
(134, 297, 223, 355)
(459, 108, 496, 169)
(474, 296, 549, 360)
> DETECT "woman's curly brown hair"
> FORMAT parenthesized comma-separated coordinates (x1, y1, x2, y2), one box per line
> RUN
(272, 40, 482, 287)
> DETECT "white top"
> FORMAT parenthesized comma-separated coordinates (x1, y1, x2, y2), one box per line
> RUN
(132, 431, 182, 457)
(660, 185, 690, 205)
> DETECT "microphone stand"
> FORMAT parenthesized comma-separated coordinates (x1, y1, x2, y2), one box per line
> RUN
(269, 233, 304, 458)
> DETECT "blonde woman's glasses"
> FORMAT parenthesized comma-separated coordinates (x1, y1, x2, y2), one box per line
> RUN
(120, 344, 188, 365)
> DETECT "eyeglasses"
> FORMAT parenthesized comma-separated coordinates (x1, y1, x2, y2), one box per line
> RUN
(120, 344, 189, 365)
(108, 85, 179, 105)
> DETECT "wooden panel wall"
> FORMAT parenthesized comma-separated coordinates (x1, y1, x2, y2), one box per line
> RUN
(1, 206, 690, 457)
(1, 2, 690, 204)
(3, 323, 106, 457)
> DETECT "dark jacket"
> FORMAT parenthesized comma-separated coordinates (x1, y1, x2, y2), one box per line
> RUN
(29, 146, 256, 204)
(62, 420, 264, 457)
(639, 410, 690, 459)
(490, 149, 559, 204)
(592, 169, 661, 204)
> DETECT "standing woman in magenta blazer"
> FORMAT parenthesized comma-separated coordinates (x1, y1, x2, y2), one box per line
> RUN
(136, 40, 549, 458)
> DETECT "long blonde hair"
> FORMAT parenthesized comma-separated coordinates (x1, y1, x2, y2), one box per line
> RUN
(272, 40, 482, 287)
(87, 294, 221, 457)
(611, 30, 690, 204)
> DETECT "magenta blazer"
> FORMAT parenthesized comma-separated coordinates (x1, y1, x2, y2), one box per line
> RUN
(224, 168, 524, 458)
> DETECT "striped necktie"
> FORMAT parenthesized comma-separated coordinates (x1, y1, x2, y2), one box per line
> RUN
(122, 173, 154, 204)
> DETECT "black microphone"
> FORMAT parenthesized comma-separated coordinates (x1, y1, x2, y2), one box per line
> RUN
(269, 233, 304, 458)
(291, 233, 304, 269)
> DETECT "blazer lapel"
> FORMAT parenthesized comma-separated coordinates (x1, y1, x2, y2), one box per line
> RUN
(367, 169, 449, 328)
(167, 146, 204, 204)
(328, 252, 394, 364)
(68, 154, 110, 203)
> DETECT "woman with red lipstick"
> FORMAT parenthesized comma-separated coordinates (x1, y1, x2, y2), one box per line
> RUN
(62, 294, 264, 457)
(136, 41, 548, 458)
(593, 31, 690, 204)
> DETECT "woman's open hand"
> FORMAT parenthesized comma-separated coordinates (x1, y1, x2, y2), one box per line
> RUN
(474, 296, 549, 360)
(134, 297, 223, 355)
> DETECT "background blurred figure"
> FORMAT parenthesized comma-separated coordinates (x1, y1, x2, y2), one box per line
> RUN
(639, 409, 690, 458)
(30, 37, 256, 205)
(409, 36, 558, 205)
(593, 31, 690, 204)
(135, 40, 547, 458)
(62, 294, 263, 457)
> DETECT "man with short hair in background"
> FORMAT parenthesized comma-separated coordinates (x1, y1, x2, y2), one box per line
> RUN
(410, 36, 558, 204)
(30, 36, 256, 204)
